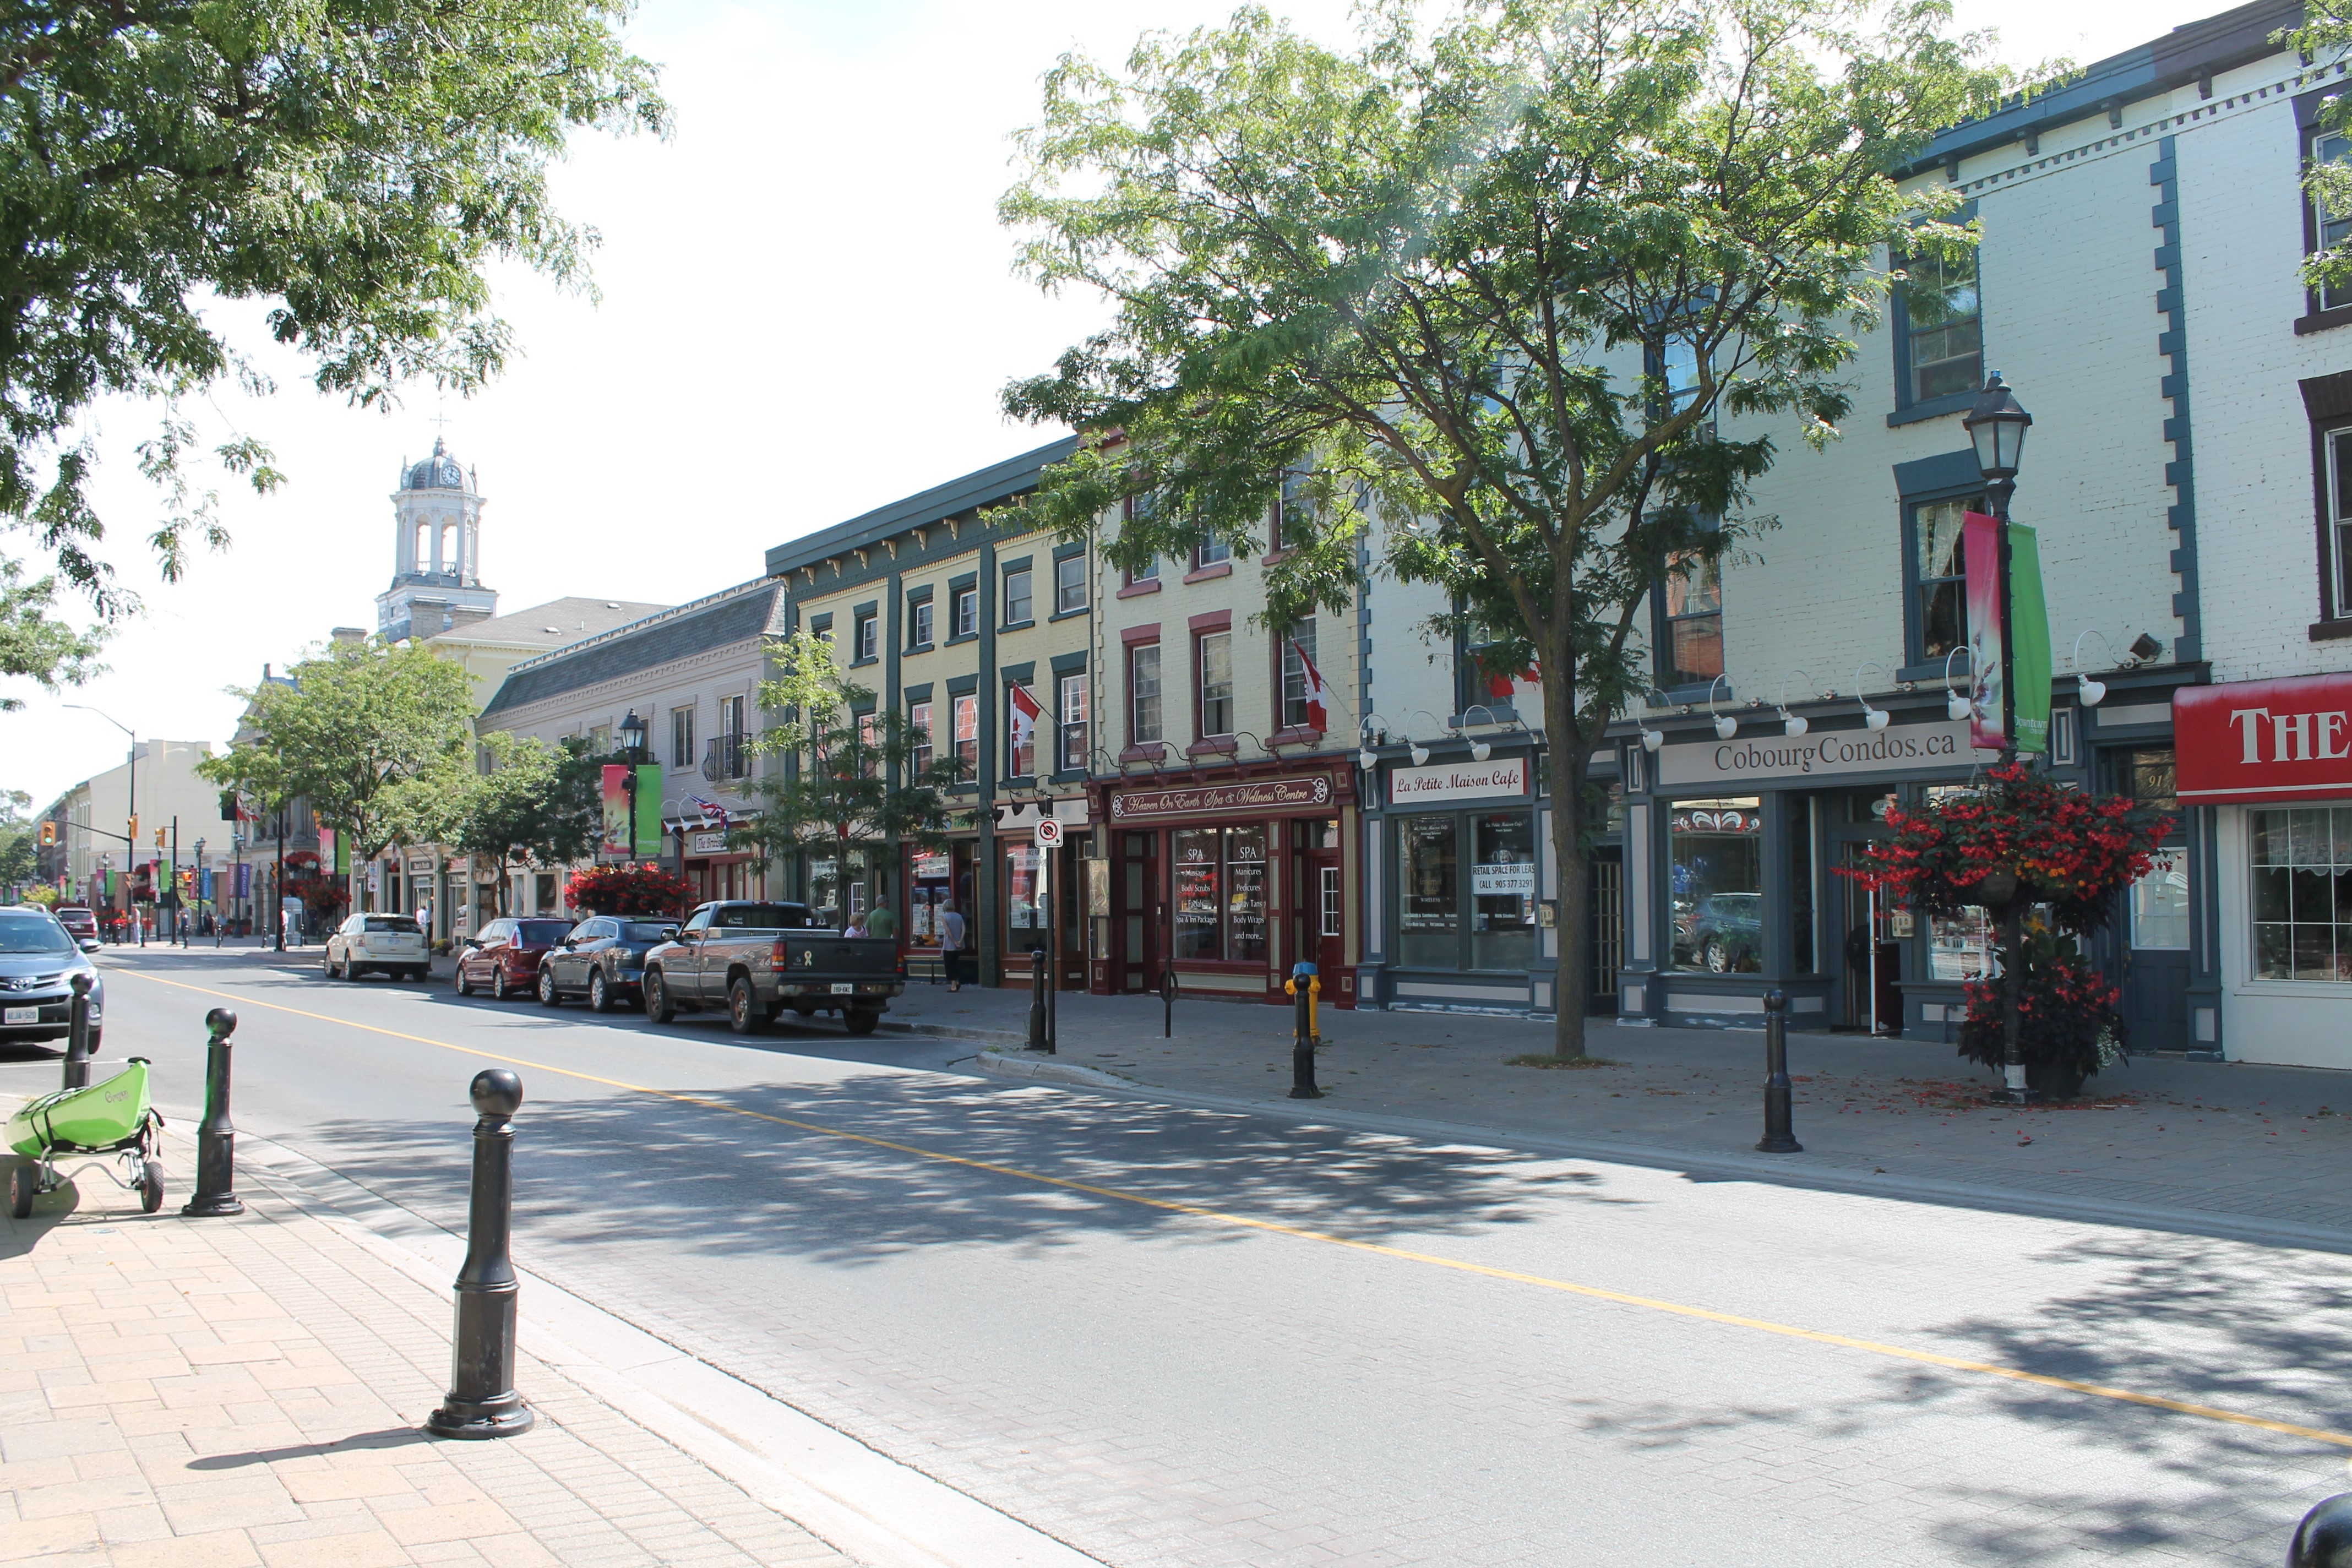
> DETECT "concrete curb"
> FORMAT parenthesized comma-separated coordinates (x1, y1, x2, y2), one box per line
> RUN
(882, 1019, 1029, 1047)
(968, 1048, 1135, 1091)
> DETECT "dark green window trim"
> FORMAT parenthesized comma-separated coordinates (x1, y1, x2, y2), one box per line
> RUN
(1049, 650, 1088, 675)
(946, 673, 979, 696)
(903, 682, 934, 702)
(1000, 661, 1037, 684)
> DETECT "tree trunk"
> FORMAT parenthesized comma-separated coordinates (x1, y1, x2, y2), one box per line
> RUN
(1546, 672, 1591, 1060)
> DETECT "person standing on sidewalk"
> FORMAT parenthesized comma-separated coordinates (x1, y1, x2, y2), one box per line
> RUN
(938, 901, 966, 992)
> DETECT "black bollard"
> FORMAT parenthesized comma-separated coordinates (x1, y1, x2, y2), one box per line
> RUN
(1027, 946, 1048, 1050)
(1287, 965, 1322, 1099)
(1162, 965, 1176, 1039)
(2290, 1493, 2352, 1566)
(181, 1008, 244, 1217)
(1757, 988, 1803, 1153)
(428, 1069, 533, 1439)
(63, 973, 95, 1091)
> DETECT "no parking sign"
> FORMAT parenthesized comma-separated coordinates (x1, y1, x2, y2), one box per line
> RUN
(1034, 817, 1063, 848)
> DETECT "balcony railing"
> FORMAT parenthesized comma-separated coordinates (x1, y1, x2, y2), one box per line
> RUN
(702, 733, 750, 781)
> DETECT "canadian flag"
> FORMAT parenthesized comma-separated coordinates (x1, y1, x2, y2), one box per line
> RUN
(1486, 658, 1540, 702)
(1008, 682, 1043, 761)
(1291, 639, 1333, 732)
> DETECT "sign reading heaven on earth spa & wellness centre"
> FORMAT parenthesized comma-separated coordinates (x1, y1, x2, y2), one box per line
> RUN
(1389, 756, 1530, 805)
(1656, 718, 1996, 791)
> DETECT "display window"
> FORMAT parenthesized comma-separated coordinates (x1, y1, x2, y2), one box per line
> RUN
(908, 850, 950, 944)
(1396, 809, 1536, 972)
(1006, 842, 1044, 933)
(1471, 813, 1537, 972)
(1669, 797, 1761, 972)
(1398, 815, 1458, 969)
(2249, 806, 2352, 981)
(1170, 824, 1267, 962)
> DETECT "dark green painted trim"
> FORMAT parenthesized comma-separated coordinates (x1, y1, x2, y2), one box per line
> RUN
(1000, 661, 1037, 684)
(902, 681, 934, 703)
(1049, 650, 1088, 675)
(1047, 606, 1090, 624)
(1886, 391, 1975, 428)
(948, 571, 979, 592)
(946, 672, 979, 695)
(998, 554, 1034, 573)
(905, 583, 934, 602)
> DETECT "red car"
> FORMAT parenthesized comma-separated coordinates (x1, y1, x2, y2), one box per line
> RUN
(454, 917, 574, 1001)
(52, 906, 98, 944)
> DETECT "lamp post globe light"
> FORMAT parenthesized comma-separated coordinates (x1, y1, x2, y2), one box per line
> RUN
(617, 710, 649, 865)
(1962, 371, 2038, 1105)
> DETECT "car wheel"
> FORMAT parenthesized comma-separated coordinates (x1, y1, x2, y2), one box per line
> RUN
(728, 977, 765, 1035)
(455, 962, 475, 997)
(538, 966, 562, 1007)
(1704, 939, 1729, 973)
(644, 970, 675, 1025)
(588, 970, 612, 1014)
(843, 1007, 879, 1036)
(321, 950, 335, 979)
(492, 964, 512, 1001)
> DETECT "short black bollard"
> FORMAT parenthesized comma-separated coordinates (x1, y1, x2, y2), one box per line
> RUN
(1161, 965, 1177, 1039)
(1286, 962, 1322, 1099)
(63, 973, 95, 1091)
(428, 1069, 533, 1439)
(1027, 946, 1049, 1051)
(1757, 988, 1803, 1153)
(181, 1008, 244, 1217)
(2290, 1493, 2352, 1566)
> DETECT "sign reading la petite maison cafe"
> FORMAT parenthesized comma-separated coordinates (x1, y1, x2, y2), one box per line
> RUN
(1656, 717, 1995, 791)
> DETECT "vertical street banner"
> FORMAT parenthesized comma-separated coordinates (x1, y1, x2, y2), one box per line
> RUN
(235, 863, 251, 899)
(2008, 522, 2052, 755)
(601, 765, 631, 855)
(634, 764, 663, 858)
(1963, 511, 2006, 751)
(335, 832, 350, 877)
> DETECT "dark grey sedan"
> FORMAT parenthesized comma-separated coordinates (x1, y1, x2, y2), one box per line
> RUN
(0, 908, 105, 1049)
(536, 916, 679, 1012)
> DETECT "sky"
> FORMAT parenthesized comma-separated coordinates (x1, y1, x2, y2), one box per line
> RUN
(3, 0, 2222, 809)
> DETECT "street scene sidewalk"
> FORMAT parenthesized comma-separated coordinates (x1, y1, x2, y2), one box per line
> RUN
(1, 1147, 857, 1568)
(885, 981, 2352, 1248)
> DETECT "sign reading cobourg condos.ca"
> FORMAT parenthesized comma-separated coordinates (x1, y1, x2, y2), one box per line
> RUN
(1387, 756, 1531, 805)
(1112, 775, 1333, 820)
(1655, 718, 1993, 790)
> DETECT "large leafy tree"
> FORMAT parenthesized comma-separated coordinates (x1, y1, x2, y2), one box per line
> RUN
(199, 638, 475, 880)
(445, 733, 602, 917)
(0, 0, 667, 684)
(734, 631, 964, 923)
(0, 787, 36, 891)
(1001, 0, 2007, 1057)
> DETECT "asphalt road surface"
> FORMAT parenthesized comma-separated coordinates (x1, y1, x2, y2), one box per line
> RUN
(14, 945, 2350, 1567)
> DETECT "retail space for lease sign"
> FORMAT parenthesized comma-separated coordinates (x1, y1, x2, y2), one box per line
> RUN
(1387, 756, 1529, 805)
(1656, 718, 1994, 791)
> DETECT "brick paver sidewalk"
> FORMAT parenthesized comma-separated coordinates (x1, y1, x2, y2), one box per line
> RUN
(2, 1156, 854, 1568)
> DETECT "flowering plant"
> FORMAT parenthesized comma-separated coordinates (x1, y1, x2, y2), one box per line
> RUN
(1956, 928, 2125, 1084)
(1844, 763, 2169, 937)
(564, 863, 693, 917)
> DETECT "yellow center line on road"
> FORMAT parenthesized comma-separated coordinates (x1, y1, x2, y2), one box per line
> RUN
(112, 964, 2352, 1451)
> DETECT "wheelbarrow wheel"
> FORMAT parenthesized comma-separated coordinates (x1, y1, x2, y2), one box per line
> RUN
(138, 1162, 164, 1214)
(9, 1160, 36, 1219)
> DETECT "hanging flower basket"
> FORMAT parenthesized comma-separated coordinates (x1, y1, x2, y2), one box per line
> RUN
(565, 863, 694, 917)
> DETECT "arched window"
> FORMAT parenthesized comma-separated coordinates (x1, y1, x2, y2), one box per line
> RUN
(412, 521, 428, 571)
(439, 522, 457, 575)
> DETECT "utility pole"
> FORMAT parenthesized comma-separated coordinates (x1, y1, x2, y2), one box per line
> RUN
(275, 803, 287, 952)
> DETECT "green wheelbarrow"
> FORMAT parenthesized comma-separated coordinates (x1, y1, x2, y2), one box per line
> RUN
(7, 1058, 165, 1218)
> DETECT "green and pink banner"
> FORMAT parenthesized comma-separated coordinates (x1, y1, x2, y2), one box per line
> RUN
(1962, 511, 2051, 755)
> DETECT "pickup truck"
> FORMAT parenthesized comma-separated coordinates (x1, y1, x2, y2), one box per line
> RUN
(640, 900, 904, 1035)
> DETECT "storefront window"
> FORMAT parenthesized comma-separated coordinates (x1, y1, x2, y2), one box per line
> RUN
(1790, 799, 1815, 973)
(909, 850, 950, 944)
(1928, 907, 1995, 980)
(1006, 842, 1043, 939)
(1398, 815, 1458, 969)
(808, 847, 867, 928)
(1174, 828, 1221, 960)
(2250, 807, 2352, 981)
(1227, 825, 1268, 962)
(2125, 749, 2187, 951)
(1669, 797, 1762, 972)
(1471, 814, 1537, 971)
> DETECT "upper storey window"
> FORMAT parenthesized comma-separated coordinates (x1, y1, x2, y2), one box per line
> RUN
(1903, 251, 1982, 404)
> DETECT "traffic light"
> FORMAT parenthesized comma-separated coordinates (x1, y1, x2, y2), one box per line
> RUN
(155, 826, 166, 848)
(127, 815, 138, 844)
(37, 821, 55, 847)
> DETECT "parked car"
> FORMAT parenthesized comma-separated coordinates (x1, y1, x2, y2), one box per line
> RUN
(323, 912, 431, 981)
(640, 901, 903, 1035)
(52, 906, 97, 944)
(454, 917, 576, 1000)
(536, 916, 679, 1012)
(1689, 893, 1763, 973)
(0, 907, 104, 1050)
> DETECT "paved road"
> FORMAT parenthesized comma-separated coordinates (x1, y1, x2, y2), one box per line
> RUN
(16, 946, 2351, 1566)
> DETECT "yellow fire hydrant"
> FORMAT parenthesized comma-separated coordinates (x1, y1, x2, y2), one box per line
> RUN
(1283, 962, 1323, 1098)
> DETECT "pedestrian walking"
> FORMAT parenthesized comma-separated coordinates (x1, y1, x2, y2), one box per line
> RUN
(866, 900, 897, 942)
(938, 901, 966, 991)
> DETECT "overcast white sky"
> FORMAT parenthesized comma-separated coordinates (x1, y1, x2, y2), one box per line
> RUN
(3, 0, 2223, 808)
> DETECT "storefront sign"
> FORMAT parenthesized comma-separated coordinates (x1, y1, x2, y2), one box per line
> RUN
(1112, 775, 1332, 820)
(1656, 718, 1990, 790)
(406, 856, 434, 874)
(1472, 860, 1535, 896)
(687, 831, 727, 856)
(2176, 673, 2352, 803)
(1388, 757, 1528, 805)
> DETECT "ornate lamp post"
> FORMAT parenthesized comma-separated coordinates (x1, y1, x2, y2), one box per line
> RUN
(617, 710, 649, 865)
(1962, 373, 2036, 1104)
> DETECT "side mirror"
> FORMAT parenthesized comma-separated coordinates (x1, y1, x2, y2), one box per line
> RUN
(78, 939, 101, 954)
(660, 927, 679, 940)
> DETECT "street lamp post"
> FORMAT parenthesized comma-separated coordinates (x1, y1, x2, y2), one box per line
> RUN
(1962, 371, 2036, 1106)
(195, 836, 206, 941)
(275, 802, 287, 952)
(618, 710, 649, 866)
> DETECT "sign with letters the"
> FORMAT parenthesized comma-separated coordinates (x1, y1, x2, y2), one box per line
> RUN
(2176, 674, 2352, 804)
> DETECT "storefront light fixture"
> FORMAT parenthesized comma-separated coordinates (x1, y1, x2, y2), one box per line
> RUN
(1358, 715, 1391, 772)
(1404, 709, 1445, 767)
(1855, 661, 1892, 733)
(1774, 671, 1814, 738)
(2068, 629, 2116, 707)
(1942, 647, 1972, 722)
(1706, 675, 1737, 740)
(1639, 725, 1664, 753)
(1410, 740, 1432, 766)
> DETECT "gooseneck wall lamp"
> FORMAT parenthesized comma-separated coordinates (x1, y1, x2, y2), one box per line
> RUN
(2068, 630, 2117, 707)
(1854, 662, 1893, 733)
(1773, 671, 1815, 738)
(1706, 676, 1737, 740)
(1943, 647, 1973, 723)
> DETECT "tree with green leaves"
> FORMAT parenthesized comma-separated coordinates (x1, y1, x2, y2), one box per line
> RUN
(1000, 0, 2008, 1057)
(0, 788, 37, 893)
(445, 733, 603, 917)
(734, 631, 965, 925)
(199, 639, 475, 894)
(2290, 3, 2352, 302)
(0, 0, 667, 689)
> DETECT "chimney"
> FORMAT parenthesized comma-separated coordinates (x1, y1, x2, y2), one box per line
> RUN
(330, 626, 367, 646)
(444, 605, 494, 630)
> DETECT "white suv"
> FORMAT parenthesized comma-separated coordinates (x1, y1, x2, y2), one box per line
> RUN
(324, 913, 429, 982)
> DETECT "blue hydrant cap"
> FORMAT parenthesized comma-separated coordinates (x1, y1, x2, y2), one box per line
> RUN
(1292, 961, 1317, 977)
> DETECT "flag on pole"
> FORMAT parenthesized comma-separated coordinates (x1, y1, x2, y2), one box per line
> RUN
(1291, 639, 1334, 732)
(1008, 682, 1043, 767)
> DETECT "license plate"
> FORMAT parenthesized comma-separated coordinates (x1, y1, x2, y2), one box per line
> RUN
(3, 1006, 36, 1024)
(830, 982, 854, 994)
